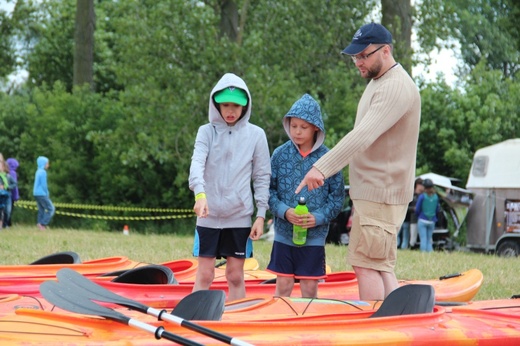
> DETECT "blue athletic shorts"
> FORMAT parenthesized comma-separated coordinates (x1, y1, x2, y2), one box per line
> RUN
(267, 241, 327, 280)
(195, 226, 251, 259)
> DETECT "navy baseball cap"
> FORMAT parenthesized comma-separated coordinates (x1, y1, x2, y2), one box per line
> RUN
(342, 23, 393, 55)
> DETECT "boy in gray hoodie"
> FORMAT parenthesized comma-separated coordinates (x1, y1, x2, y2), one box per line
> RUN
(189, 73, 271, 301)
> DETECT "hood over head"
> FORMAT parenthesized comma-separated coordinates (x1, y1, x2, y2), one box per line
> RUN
(6, 158, 19, 171)
(283, 94, 325, 152)
(208, 73, 252, 126)
(37, 156, 49, 169)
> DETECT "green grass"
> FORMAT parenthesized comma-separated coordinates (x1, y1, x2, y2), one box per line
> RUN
(1, 225, 519, 300)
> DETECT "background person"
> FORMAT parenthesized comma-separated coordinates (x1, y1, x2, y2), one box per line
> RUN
(399, 178, 424, 249)
(408, 178, 425, 248)
(33, 156, 55, 230)
(415, 178, 441, 252)
(295, 22, 421, 300)
(5, 158, 19, 227)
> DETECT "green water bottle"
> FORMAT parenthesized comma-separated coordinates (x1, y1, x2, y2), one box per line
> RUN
(293, 197, 309, 245)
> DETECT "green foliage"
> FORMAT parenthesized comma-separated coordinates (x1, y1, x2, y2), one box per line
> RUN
(416, 0, 520, 80)
(418, 60, 520, 182)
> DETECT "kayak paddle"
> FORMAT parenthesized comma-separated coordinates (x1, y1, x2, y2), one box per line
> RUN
(39, 280, 202, 346)
(55, 268, 254, 346)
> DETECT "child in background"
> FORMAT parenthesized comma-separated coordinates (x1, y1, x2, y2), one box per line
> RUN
(6, 158, 19, 227)
(0, 183, 9, 228)
(415, 178, 441, 252)
(33, 156, 55, 230)
(189, 73, 271, 301)
(267, 94, 344, 298)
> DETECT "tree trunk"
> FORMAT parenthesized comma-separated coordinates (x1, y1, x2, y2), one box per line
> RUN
(73, 0, 95, 90)
(219, 0, 238, 41)
(381, 0, 413, 76)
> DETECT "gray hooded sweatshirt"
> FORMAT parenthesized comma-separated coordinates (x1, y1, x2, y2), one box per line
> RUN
(189, 73, 271, 228)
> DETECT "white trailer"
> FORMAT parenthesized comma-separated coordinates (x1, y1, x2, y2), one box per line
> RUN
(465, 139, 520, 256)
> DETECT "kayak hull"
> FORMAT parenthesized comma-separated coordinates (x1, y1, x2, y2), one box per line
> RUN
(2, 302, 520, 345)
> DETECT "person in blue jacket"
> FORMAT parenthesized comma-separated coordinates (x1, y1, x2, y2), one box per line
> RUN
(415, 178, 441, 252)
(267, 94, 345, 298)
(33, 156, 55, 230)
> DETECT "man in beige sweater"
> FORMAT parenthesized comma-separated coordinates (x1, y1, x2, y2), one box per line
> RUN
(296, 23, 421, 300)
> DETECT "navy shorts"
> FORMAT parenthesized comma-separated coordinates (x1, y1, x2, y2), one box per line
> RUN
(196, 226, 251, 259)
(267, 241, 327, 280)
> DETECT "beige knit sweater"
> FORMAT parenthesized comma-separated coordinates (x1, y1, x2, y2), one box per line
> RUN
(315, 64, 421, 205)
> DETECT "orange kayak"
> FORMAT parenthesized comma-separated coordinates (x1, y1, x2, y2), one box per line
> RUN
(106, 267, 481, 305)
(0, 255, 141, 278)
(1, 299, 520, 345)
(0, 257, 266, 297)
(0, 268, 482, 316)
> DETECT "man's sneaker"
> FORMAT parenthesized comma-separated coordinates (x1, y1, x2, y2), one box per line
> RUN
(37, 224, 46, 231)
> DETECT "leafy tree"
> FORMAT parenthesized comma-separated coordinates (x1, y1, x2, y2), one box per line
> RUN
(415, 0, 519, 80)
(0, 7, 16, 80)
(418, 60, 520, 182)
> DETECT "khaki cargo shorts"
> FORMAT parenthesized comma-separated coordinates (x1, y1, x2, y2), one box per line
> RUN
(347, 200, 407, 272)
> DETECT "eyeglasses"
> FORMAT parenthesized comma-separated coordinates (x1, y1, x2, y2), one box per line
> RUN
(351, 45, 386, 63)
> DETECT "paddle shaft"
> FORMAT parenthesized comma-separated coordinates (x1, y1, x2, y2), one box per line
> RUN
(56, 268, 254, 346)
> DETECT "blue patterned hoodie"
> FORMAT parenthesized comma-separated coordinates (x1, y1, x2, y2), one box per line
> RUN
(269, 94, 345, 246)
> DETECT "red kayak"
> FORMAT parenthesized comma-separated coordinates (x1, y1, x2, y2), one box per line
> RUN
(0, 267, 482, 308)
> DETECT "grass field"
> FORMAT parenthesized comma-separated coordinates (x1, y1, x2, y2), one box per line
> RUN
(1, 225, 519, 300)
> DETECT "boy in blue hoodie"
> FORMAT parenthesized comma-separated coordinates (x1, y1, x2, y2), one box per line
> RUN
(267, 94, 344, 298)
(189, 73, 271, 301)
(33, 156, 55, 230)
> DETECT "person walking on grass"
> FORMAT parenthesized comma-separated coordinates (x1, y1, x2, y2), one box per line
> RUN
(296, 23, 421, 300)
(33, 156, 55, 230)
(189, 73, 270, 301)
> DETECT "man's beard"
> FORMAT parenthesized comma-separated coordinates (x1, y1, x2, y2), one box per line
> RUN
(365, 60, 383, 79)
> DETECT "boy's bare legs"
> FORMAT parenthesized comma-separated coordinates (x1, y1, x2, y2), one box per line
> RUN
(300, 279, 318, 298)
(353, 266, 398, 301)
(225, 256, 246, 301)
(275, 276, 295, 297)
(192, 256, 215, 292)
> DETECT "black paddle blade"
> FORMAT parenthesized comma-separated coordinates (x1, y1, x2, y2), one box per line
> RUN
(57, 268, 150, 313)
(40, 280, 130, 323)
(370, 284, 435, 318)
(172, 290, 225, 321)
(58, 268, 225, 320)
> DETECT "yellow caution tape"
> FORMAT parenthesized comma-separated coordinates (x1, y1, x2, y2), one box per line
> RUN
(15, 200, 192, 213)
(15, 201, 195, 221)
